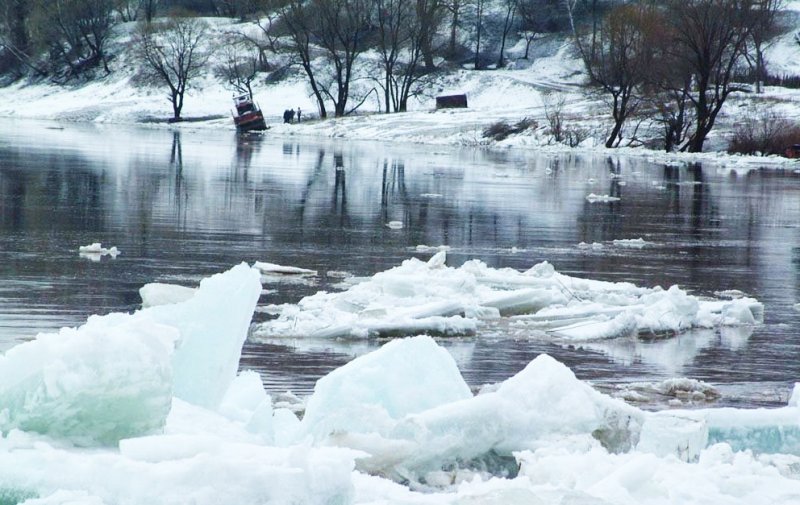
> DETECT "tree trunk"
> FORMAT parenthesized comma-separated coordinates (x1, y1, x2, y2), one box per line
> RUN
(474, 3, 483, 69)
(449, 2, 459, 57)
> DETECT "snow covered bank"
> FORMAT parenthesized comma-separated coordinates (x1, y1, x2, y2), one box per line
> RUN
(1, 17, 800, 169)
(254, 251, 763, 342)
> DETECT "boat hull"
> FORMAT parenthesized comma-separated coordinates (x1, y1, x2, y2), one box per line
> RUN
(234, 111, 267, 132)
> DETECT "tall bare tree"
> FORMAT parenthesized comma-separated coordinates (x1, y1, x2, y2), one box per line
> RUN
(518, 0, 564, 59)
(582, 3, 655, 147)
(280, 0, 326, 117)
(748, 0, 784, 93)
(281, 0, 370, 118)
(136, 16, 210, 120)
(374, 0, 430, 112)
(445, 0, 463, 58)
(473, 0, 486, 69)
(497, 0, 518, 68)
(314, 0, 371, 116)
(216, 41, 259, 96)
(375, 0, 411, 112)
(29, 0, 117, 76)
(0, 0, 41, 75)
(416, 0, 445, 71)
(663, 0, 760, 152)
(239, 1, 280, 71)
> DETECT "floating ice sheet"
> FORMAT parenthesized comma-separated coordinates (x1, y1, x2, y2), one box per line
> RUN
(139, 283, 196, 308)
(253, 261, 318, 276)
(254, 252, 763, 342)
(298, 343, 643, 482)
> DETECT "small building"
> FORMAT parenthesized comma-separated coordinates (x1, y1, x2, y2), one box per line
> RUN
(436, 94, 468, 109)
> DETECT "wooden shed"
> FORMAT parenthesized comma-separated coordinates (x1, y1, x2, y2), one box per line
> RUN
(436, 94, 468, 109)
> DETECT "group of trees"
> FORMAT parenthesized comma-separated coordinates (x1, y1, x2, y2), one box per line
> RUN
(0, 0, 568, 120)
(0, 0, 791, 151)
(274, 0, 569, 118)
(573, 0, 785, 152)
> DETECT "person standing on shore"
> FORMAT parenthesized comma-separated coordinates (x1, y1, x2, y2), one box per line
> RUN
(296, 107, 301, 122)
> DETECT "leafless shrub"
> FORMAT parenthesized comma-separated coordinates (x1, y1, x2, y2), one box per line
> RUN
(727, 108, 800, 156)
(542, 92, 566, 143)
(483, 117, 538, 141)
(564, 127, 591, 147)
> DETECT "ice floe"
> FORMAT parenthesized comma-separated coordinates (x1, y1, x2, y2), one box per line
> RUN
(78, 242, 119, 261)
(613, 238, 649, 248)
(139, 283, 196, 308)
(585, 193, 621, 203)
(254, 252, 763, 342)
(253, 261, 318, 276)
(1, 259, 800, 503)
(0, 317, 176, 446)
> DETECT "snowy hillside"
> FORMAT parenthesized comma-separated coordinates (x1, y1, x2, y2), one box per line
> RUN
(0, 6, 799, 157)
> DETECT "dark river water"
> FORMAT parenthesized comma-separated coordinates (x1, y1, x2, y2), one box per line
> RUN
(1, 120, 799, 408)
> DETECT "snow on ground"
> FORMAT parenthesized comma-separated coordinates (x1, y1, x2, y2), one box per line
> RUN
(1, 16, 799, 170)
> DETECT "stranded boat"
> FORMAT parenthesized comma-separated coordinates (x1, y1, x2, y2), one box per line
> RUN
(232, 94, 267, 132)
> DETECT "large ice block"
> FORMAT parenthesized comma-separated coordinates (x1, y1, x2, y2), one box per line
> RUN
(300, 335, 473, 441)
(145, 263, 262, 409)
(0, 316, 177, 446)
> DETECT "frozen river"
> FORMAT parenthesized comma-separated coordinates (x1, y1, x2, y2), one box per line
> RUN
(0, 120, 798, 408)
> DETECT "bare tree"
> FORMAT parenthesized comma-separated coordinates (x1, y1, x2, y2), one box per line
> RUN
(114, 0, 140, 21)
(748, 0, 783, 93)
(141, 0, 160, 22)
(136, 16, 211, 120)
(445, 0, 463, 58)
(280, 0, 327, 117)
(473, 0, 486, 69)
(517, 0, 564, 59)
(374, 0, 431, 112)
(239, 1, 280, 71)
(29, 0, 117, 76)
(0, 0, 43, 75)
(281, 0, 370, 118)
(651, 74, 696, 153)
(375, 0, 410, 112)
(542, 92, 567, 143)
(581, 3, 654, 147)
(416, 0, 446, 71)
(314, 0, 371, 116)
(497, 0, 518, 68)
(663, 0, 759, 152)
(216, 41, 259, 96)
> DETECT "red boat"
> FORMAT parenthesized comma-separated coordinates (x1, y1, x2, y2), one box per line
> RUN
(232, 94, 267, 132)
